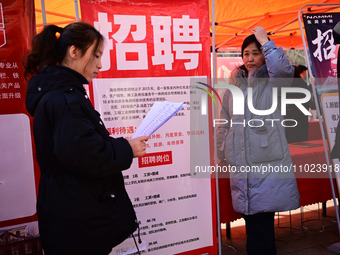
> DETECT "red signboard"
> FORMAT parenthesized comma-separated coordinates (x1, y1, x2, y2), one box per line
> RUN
(80, 1, 217, 255)
(138, 151, 173, 168)
(0, 0, 38, 229)
(80, 0, 210, 79)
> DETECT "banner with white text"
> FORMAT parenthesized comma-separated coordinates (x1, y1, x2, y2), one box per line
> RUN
(303, 13, 340, 92)
(80, 0, 216, 254)
(303, 13, 340, 155)
(0, 0, 41, 253)
(0, 0, 37, 226)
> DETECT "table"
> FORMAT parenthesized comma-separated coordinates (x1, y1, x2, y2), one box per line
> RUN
(290, 140, 333, 206)
(218, 139, 334, 223)
(308, 120, 322, 141)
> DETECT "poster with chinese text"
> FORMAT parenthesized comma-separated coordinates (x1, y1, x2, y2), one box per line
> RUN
(320, 93, 340, 181)
(0, 0, 40, 251)
(80, 0, 216, 254)
(303, 13, 340, 218)
(303, 13, 340, 91)
(0, 0, 37, 224)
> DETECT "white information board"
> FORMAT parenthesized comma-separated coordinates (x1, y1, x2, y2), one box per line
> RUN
(321, 93, 340, 180)
(0, 114, 36, 221)
(92, 76, 213, 255)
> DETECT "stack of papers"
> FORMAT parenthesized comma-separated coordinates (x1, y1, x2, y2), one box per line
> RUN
(132, 101, 185, 139)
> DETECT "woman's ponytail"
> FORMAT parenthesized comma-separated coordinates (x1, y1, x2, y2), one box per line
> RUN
(24, 22, 103, 80)
(24, 25, 63, 79)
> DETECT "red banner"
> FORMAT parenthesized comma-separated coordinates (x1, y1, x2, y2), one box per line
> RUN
(0, 0, 39, 236)
(80, 0, 210, 79)
(138, 151, 173, 168)
(0, 0, 35, 114)
(80, 1, 216, 254)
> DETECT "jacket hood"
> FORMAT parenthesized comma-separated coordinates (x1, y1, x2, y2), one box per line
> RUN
(26, 65, 88, 116)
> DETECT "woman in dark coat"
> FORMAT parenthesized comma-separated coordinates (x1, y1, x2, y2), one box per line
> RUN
(284, 66, 311, 143)
(24, 22, 148, 255)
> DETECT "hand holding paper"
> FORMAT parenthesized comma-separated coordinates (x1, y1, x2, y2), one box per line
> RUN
(132, 101, 185, 139)
(129, 136, 148, 157)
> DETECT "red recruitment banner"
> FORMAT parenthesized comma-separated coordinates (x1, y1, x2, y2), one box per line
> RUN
(0, 0, 40, 246)
(80, 0, 211, 79)
(80, 1, 217, 255)
(138, 151, 173, 168)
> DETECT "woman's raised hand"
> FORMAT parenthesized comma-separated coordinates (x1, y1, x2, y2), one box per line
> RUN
(252, 26, 269, 46)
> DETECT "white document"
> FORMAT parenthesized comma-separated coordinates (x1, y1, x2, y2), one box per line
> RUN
(110, 239, 147, 255)
(132, 101, 185, 139)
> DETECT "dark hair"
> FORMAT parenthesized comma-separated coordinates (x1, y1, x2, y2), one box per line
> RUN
(297, 64, 308, 74)
(24, 22, 103, 79)
(241, 34, 262, 57)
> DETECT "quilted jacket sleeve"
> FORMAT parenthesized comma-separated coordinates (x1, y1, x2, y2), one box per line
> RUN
(50, 90, 134, 177)
(261, 40, 295, 79)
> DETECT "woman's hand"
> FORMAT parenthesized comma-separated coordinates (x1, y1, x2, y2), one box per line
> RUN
(129, 136, 149, 157)
(252, 26, 269, 46)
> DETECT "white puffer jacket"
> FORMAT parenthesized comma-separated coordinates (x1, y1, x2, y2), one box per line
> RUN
(216, 40, 300, 215)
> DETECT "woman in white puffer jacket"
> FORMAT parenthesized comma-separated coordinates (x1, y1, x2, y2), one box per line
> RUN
(216, 26, 300, 255)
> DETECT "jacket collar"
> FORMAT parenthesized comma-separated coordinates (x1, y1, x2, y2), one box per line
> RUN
(26, 65, 89, 116)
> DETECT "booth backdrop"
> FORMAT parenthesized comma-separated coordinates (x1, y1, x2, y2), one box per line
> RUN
(34, 0, 340, 50)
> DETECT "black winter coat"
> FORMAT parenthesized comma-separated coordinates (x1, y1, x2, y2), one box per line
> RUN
(284, 68, 311, 143)
(26, 65, 137, 254)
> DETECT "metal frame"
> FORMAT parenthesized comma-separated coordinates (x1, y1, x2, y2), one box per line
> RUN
(39, 0, 80, 28)
(211, 2, 224, 254)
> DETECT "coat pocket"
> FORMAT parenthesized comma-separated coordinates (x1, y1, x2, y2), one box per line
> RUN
(248, 124, 284, 163)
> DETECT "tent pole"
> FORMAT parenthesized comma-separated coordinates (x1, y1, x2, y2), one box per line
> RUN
(211, 0, 222, 255)
(212, 1, 216, 86)
(74, 0, 80, 22)
(41, 0, 46, 27)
